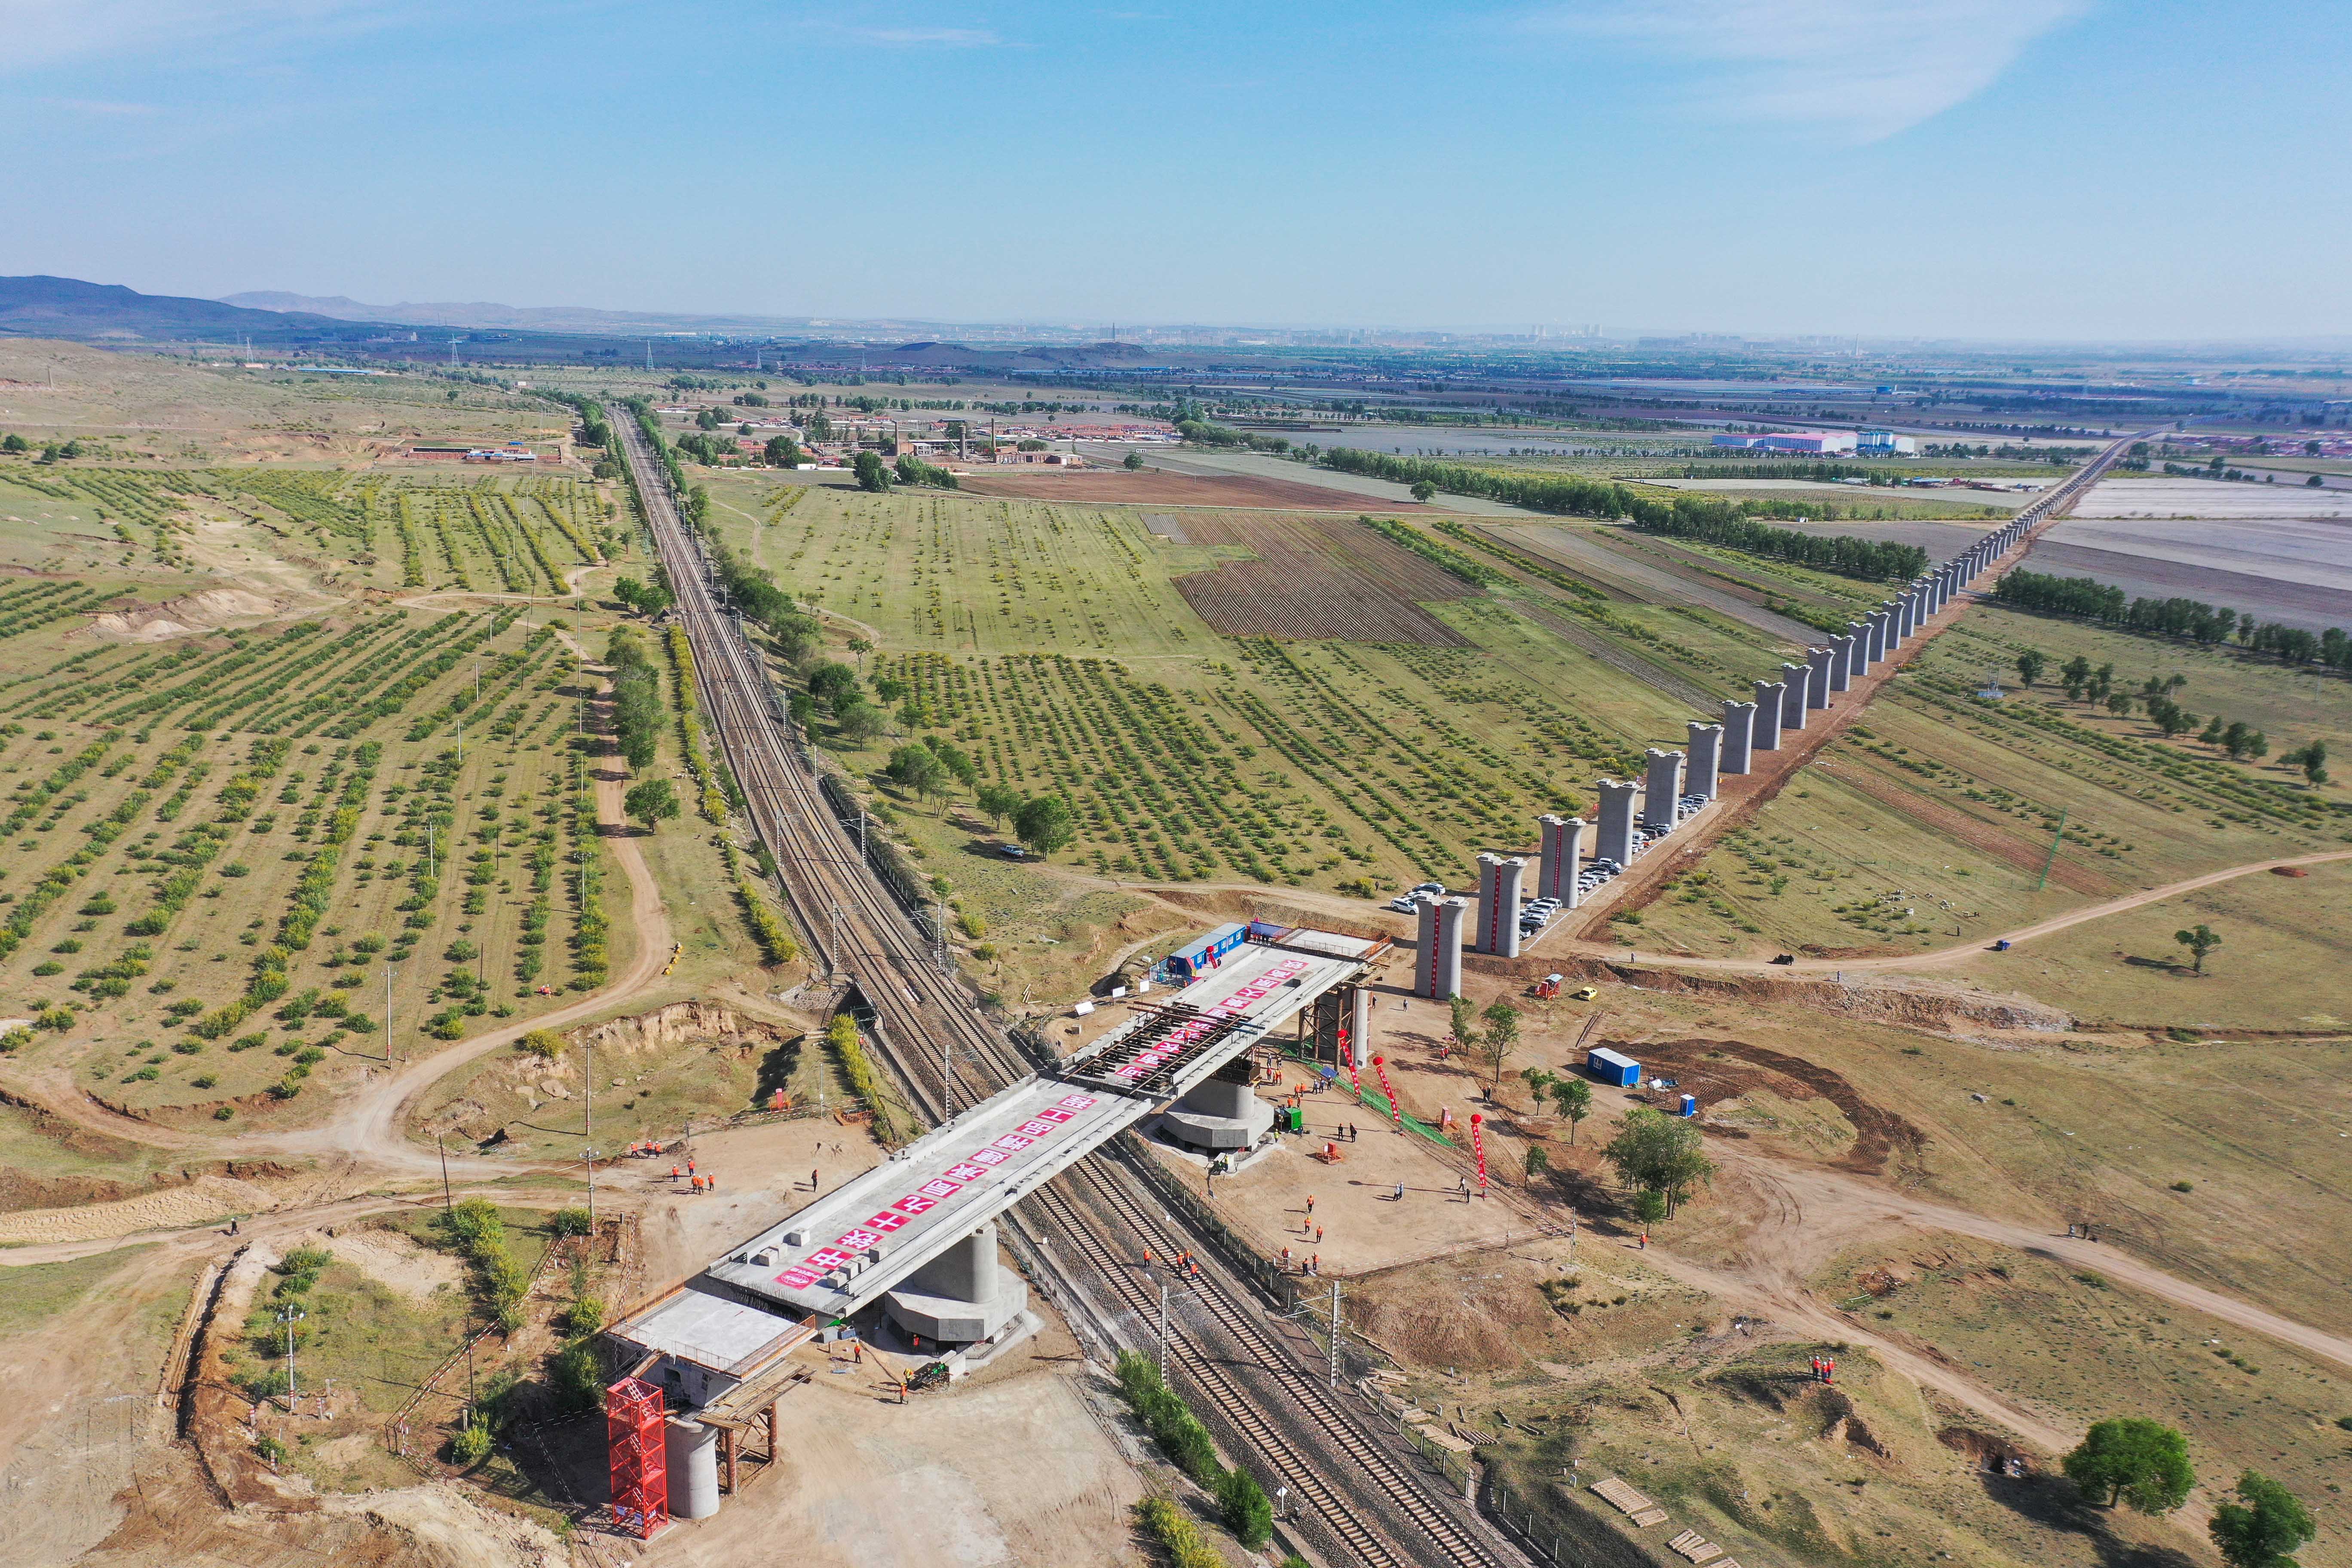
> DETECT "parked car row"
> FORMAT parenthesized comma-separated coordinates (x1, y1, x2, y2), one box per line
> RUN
(1387, 879, 1449, 913)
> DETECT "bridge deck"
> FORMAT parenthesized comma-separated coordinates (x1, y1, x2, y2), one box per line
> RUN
(703, 937, 1367, 1320)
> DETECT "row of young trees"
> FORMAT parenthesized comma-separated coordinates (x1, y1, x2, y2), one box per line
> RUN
(1320, 449, 1927, 580)
(1998, 570, 2352, 671)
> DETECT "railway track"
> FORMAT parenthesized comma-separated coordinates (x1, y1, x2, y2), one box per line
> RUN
(613, 411, 1523, 1568)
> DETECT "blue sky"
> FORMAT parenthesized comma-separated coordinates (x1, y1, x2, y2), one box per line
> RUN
(5, 0, 2346, 339)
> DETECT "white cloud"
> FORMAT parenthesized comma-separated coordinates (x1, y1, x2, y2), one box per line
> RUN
(1529, 0, 2092, 140)
(839, 24, 1003, 47)
(0, 0, 404, 73)
(42, 97, 163, 115)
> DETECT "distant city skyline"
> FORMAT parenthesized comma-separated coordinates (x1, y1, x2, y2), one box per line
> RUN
(4, 0, 2346, 340)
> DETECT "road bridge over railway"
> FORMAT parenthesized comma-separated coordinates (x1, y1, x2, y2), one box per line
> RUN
(615, 930, 1378, 1377)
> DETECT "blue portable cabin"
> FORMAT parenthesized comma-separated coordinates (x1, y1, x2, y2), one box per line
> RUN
(1586, 1047, 1642, 1088)
(1167, 922, 1248, 983)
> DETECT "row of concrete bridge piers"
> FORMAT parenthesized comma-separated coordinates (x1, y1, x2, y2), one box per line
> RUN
(1409, 519, 2031, 991)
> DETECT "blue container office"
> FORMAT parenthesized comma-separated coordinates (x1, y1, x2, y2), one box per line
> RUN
(1167, 922, 1248, 983)
(1586, 1047, 1641, 1088)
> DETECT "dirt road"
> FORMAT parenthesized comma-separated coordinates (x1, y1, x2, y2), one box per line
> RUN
(0, 665, 677, 1239)
(1552, 847, 2352, 977)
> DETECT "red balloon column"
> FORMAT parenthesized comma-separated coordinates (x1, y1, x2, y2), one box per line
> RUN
(1470, 1112, 1487, 1192)
(1372, 1055, 1401, 1132)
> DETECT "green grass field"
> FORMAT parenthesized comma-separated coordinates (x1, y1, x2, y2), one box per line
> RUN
(1631, 611, 2351, 965)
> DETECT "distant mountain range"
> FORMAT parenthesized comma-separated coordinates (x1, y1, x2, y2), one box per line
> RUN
(0, 275, 1223, 368)
(219, 290, 825, 336)
(0, 276, 369, 341)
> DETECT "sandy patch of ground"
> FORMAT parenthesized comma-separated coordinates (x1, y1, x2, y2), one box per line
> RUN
(0, 1172, 274, 1245)
(319, 1224, 463, 1302)
(643, 1329, 1139, 1568)
(88, 585, 285, 640)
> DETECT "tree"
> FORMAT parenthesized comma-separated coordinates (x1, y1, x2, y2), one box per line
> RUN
(624, 778, 680, 833)
(1410, 480, 1437, 503)
(975, 780, 1021, 829)
(1216, 1466, 1275, 1549)
(2015, 649, 2046, 686)
(763, 435, 802, 466)
(2209, 1470, 2316, 1568)
(1447, 995, 1479, 1057)
(2062, 1418, 2194, 1513)
(1478, 1000, 1522, 1095)
(924, 735, 978, 789)
(2282, 740, 2329, 785)
(1012, 794, 1075, 858)
(1603, 1108, 1715, 1216)
(847, 636, 873, 674)
(1552, 1077, 1592, 1144)
(853, 450, 892, 492)
(2174, 923, 2222, 974)
(2060, 655, 2093, 700)
(1123, 450, 1145, 471)
(1525, 1145, 1551, 1180)
(807, 662, 860, 709)
(885, 743, 949, 805)
(834, 699, 888, 743)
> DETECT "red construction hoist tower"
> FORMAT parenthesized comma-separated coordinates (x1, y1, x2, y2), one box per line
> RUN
(606, 1376, 669, 1539)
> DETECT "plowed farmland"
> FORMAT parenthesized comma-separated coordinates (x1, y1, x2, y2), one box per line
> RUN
(1169, 512, 1475, 643)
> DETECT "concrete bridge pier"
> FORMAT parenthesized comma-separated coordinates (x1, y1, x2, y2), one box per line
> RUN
(884, 1221, 1031, 1347)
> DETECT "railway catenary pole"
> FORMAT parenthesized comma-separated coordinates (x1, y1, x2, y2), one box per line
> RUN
(609, 407, 1526, 1568)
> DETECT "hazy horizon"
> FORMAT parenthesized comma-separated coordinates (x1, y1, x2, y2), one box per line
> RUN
(6, 0, 2347, 340)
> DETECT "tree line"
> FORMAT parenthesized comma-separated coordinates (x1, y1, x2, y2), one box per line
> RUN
(1996, 570, 2352, 672)
(1319, 448, 1926, 581)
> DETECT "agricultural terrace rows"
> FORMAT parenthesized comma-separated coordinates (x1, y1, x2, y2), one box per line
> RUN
(0, 469, 606, 591)
(874, 638, 1649, 888)
(0, 607, 631, 1122)
(1628, 613, 2352, 959)
(729, 478, 1211, 656)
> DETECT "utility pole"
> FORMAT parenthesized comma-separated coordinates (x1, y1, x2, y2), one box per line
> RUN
(1327, 1278, 1343, 1390)
(2036, 806, 2068, 892)
(278, 1305, 306, 1402)
(438, 1133, 452, 1210)
(1158, 1280, 1171, 1381)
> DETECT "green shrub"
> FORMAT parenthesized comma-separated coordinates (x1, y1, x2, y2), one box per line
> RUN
(1134, 1496, 1225, 1568)
(450, 1418, 493, 1466)
(1114, 1351, 1223, 1487)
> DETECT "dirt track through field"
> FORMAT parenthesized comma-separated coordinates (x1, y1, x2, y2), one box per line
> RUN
(0, 655, 678, 1242)
(1557, 847, 2352, 977)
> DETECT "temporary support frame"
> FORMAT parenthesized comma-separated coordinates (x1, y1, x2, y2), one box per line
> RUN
(606, 1376, 669, 1540)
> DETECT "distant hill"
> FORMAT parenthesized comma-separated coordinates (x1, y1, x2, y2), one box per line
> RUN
(0, 276, 359, 341)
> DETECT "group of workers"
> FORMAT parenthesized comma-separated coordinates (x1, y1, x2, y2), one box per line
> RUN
(667, 1157, 718, 1193)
